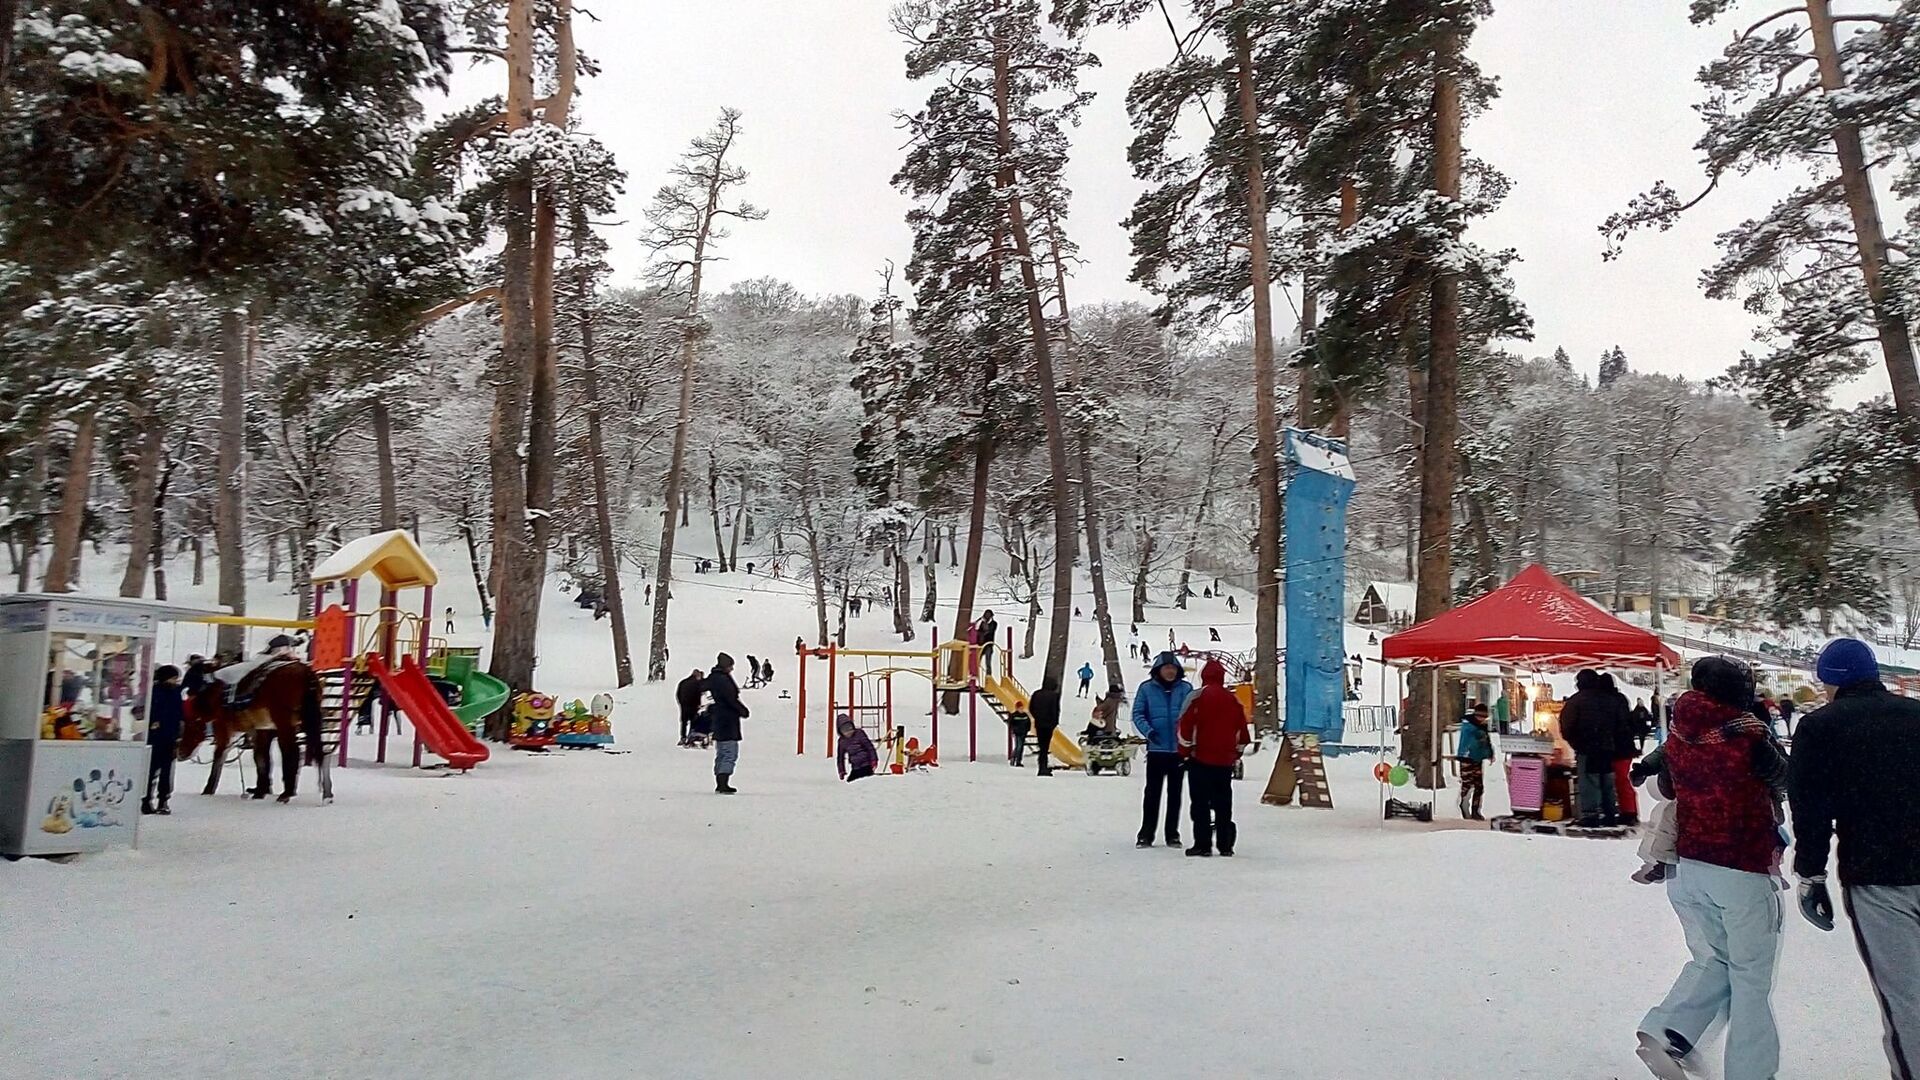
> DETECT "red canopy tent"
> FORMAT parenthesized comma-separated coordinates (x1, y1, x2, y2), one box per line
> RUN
(1377, 565, 1679, 813)
(1381, 564, 1680, 672)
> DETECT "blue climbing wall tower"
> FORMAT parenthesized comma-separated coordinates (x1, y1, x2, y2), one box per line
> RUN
(1283, 428, 1355, 743)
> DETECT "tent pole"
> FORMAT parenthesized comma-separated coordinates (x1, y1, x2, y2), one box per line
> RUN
(1430, 668, 1442, 804)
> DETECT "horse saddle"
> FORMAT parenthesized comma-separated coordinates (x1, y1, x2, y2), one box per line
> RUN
(216, 657, 298, 712)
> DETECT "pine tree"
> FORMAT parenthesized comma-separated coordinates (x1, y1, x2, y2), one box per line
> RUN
(1552, 346, 1573, 372)
(894, 0, 1093, 678)
(1598, 345, 1628, 389)
(1603, 0, 1920, 527)
(1730, 404, 1917, 631)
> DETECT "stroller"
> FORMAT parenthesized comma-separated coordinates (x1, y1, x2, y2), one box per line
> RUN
(683, 707, 714, 749)
(1079, 725, 1135, 776)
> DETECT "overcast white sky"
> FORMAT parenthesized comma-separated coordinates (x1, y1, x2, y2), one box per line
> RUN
(446, 0, 1851, 389)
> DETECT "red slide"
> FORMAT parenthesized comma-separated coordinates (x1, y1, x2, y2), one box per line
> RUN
(365, 655, 491, 771)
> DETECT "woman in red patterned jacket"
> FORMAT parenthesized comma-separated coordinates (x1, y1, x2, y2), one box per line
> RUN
(1636, 656, 1789, 1080)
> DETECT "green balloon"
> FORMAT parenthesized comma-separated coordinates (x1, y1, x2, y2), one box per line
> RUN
(1388, 765, 1411, 787)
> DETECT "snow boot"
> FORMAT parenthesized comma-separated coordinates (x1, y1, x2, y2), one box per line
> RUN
(1634, 1030, 1699, 1080)
(156, 802, 171, 815)
(1185, 846, 1213, 858)
(140, 801, 156, 816)
(715, 773, 736, 795)
(1135, 837, 1153, 849)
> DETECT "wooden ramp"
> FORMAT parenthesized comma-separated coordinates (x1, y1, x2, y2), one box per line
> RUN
(1260, 734, 1333, 809)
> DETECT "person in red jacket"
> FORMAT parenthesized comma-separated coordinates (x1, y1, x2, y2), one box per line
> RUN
(1176, 659, 1251, 857)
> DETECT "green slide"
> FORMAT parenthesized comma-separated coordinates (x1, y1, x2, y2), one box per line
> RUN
(435, 651, 512, 734)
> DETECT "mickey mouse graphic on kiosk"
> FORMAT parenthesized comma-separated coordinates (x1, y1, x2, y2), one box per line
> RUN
(0, 594, 226, 859)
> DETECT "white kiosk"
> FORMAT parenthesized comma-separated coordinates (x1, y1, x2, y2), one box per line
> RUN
(0, 594, 222, 857)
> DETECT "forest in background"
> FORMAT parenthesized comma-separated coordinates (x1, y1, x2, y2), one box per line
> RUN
(2, 0, 1917, 784)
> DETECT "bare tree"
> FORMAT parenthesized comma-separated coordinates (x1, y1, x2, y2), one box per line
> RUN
(640, 109, 765, 681)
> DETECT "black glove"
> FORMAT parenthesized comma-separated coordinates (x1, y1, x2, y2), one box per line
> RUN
(1797, 878, 1835, 932)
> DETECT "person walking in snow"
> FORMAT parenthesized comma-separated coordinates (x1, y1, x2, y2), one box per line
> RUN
(1028, 676, 1062, 777)
(1791, 638, 1920, 1080)
(1132, 652, 1193, 848)
(1637, 656, 1788, 1080)
(850, 596, 862, 618)
(1226, 594, 1238, 614)
(705, 655, 749, 793)
(1076, 662, 1094, 698)
(1006, 703, 1031, 768)
(1176, 658, 1250, 857)
(1455, 702, 1493, 821)
(836, 714, 878, 782)
(675, 667, 706, 746)
(444, 607, 456, 634)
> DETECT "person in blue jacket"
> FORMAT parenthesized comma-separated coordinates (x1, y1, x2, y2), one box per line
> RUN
(1455, 702, 1495, 820)
(1076, 662, 1095, 698)
(1132, 651, 1193, 848)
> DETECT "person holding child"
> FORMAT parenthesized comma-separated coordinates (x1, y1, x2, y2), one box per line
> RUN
(1636, 656, 1788, 1080)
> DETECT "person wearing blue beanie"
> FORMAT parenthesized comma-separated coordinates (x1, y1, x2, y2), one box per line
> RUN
(1794, 636, 1920, 1080)
(1815, 637, 1880, 689)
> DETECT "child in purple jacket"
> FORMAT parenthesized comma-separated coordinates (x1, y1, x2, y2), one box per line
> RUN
(836, 715, 878, 781)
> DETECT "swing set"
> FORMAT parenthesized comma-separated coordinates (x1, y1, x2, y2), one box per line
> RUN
(794, 639, 983, 762)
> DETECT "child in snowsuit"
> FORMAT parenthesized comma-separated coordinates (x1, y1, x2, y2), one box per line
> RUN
(1631, 745, 1678, 884)
(836, 714, 877, 781)
(1007, 708, 1031, 768)
(1455, 702, 1494, 820)
(1175, 659, 1251, 857)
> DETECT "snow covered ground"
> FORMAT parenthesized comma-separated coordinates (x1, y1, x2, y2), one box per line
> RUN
(0, 544, 1889, 1078)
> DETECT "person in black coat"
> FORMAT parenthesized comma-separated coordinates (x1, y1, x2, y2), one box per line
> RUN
(143, 665, 185, 815)
(675, 668, 706, 746)
(1559, 669, 1625, 825)
(1027, 676, 1062, 777)
(975, 610, 1000, 675)
(1791, 639, 1920, 1079)
(706, 654, 749, 793)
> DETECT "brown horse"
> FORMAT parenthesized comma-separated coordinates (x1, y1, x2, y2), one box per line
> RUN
(180, 661, 332, 804)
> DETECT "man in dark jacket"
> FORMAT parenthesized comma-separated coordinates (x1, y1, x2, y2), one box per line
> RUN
(1132, 652, 1193, 848)
(1792, 638, 1920, 1080)
(1027, 676, 1062, 777)
(142, 665, 185, 815)
(675, 668, 706, 746)
(706, 654, 749, 794)
(1560, 669, 1625, 826)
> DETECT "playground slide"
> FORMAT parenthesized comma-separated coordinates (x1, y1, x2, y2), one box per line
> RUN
(365, 656, 490, 770)
(1049, 728, 1086, 769)
(451, 669, 510, 730)
(985, 673, 1087, 769)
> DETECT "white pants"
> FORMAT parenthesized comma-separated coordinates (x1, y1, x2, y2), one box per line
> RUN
(1642, 858, 1783, 1080)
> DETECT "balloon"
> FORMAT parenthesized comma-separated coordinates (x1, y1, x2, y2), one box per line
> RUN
(1373, 762, 1392, 782)
(1388, 765, 1411, 787)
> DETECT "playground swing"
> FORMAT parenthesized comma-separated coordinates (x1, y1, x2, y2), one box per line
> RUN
(845, 666, 941, 773)
(795, 639, 982, 763)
